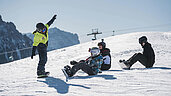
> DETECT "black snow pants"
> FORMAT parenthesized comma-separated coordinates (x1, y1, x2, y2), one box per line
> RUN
(128, 53, 153, 68)
(37, 43, 47, 75)
(70, 62, 96, 76)
(100, 64, 111, 71)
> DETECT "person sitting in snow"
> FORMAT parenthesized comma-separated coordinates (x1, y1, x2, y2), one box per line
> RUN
(63, 47, 103, 77)
(119, 36, 155, 69)
(98, 39, 111, 70)
(31, 15, 56, 77)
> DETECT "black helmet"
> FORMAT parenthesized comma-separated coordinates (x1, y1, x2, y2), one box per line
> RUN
(98, 39, 106, 49)
(36, 23, 45, 31)
(139, 36, 147, 44)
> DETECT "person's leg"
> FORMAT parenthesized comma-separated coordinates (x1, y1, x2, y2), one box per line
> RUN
(128, 53, 148, 67)
(127, 53, 138, 62)
(37, 45, 47, 75)
(100, 64, 111, 70)
(70, 62, 95, 76)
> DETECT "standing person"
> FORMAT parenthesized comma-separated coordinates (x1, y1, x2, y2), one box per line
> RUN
(98, 39, 111, 70)
(119, 36, 155, 69)
(63, 47, 103, 77)
(31, 15, 57, 78)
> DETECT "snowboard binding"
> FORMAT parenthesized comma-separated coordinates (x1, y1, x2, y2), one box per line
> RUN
(37, 72, 50, 78)
(119, 59, 131, 70)
(62, 65, 73, 82)
(64, 65, 73, 77)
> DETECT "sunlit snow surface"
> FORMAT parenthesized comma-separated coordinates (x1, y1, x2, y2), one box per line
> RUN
(0, 32, 171, 96)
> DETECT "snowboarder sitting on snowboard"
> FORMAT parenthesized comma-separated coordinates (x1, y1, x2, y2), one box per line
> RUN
(98, 39, 111, 70)
(63, 47, 103, 77)
(120, 36, 155, 69)
(31, 15, 57, 77)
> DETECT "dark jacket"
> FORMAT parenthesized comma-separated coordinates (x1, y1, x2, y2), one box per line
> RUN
(142, 42, 155, 66)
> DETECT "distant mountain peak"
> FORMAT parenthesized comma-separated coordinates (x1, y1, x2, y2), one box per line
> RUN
(0, 15, 2, 21)
(0, 15, 33, 64)
(7, 22, 16, 30)
(0, 15, 3, 23)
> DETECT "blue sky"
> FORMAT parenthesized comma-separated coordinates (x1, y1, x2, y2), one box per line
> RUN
(0, 0, 171, 42)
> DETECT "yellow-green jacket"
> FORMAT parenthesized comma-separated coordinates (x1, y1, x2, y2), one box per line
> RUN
(32, 24, 49, 46)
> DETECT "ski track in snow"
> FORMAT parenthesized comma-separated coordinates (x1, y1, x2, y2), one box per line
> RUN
(0, 32, 171, 96)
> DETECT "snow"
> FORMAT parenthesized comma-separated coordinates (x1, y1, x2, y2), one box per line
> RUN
(0, 32, 171, 96)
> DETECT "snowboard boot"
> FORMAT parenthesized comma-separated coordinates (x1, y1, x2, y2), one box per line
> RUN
(119, 59, 125, 63)
(119, 59, 131, 69)
(37, 71, 50, 78)
(123, 61, 131, 69)
(64, 65, 73, 77)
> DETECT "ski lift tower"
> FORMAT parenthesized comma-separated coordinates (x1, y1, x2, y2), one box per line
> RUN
(87, 28, 102, 40)
(112, 30, 115, 36)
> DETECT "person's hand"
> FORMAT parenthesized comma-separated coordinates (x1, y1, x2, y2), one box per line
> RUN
(31, 55, 33, 59)
(31, 46, 37, 59)
(70, 60, 77, 65)
(88, 48, 91, 52)
(53, 15, 57, 19)
(31, 53, 35, 59)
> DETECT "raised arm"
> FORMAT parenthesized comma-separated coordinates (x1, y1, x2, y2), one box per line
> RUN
(47, 15, 57, 27)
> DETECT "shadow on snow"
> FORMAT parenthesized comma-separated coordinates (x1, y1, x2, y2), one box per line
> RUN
(152, 67, 171, 70)
(70, 74, 117, 80)
(37, 76, 90, 94)
(103, 69, 123, 72)
(131, 66, 171, 70)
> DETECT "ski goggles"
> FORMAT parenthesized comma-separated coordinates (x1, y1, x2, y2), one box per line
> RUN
(90, 49, 100, 56)
(37, 28, 46, 33)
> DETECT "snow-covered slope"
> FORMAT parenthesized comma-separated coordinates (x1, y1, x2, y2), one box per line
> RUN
(0, 32, 171, 96)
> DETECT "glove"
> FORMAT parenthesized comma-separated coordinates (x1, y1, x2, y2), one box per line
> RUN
(31, 53, 35, 59)
(70, 60, 78, 65)
(31, 46, 37, 59)
(33, 30, 37, 34)
(53, 15, 57, 19)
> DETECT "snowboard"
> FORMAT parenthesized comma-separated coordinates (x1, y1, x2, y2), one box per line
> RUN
(61, 69, 69, 82)
(37, 72, 50, 78)
(118, 60, 130, 70)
